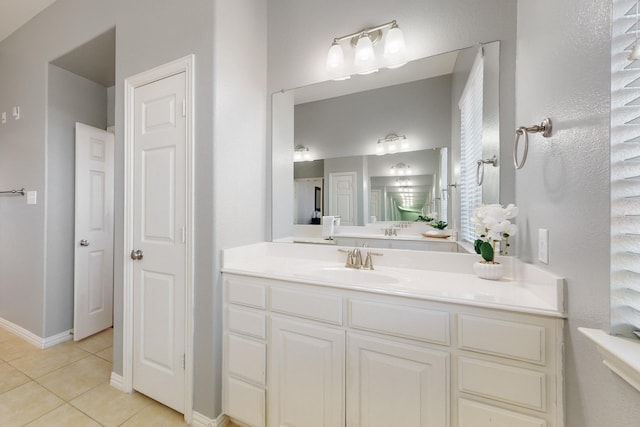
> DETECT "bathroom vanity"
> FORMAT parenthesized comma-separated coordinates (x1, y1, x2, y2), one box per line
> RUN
(221, 243, 565, 427)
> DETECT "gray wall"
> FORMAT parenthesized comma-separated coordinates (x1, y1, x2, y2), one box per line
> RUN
(294, 76, 452, 160)
(267, 0, 517, 240)
(211, 0, 267, 416)
(0, 0, 267, 419)
(516, 1, 640, 426)
(267, 0, 640, 425)
(46, 64, 107, 337)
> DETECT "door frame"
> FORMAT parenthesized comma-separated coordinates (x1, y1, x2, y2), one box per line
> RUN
(122, 55, 195, 421)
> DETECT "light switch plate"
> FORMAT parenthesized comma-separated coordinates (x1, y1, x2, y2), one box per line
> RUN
(27, 191, 37, 205)
(538, 228, 549, 264)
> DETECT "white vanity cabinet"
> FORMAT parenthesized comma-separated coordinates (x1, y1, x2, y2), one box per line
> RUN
(269, 317, 345, 427)
(347, 334, 449, 426)
(222, 273, 564, 427)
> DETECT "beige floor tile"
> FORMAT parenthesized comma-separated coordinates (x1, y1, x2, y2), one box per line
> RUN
(37, 355, 111, 401)
(120, 400, 188, 426)
(0, 327, 17, 343)
(24, 403, 101, 427)
(0, 335, 40, 362)
(9, 345, 90, 379)
(95, 346, 113, 363)
(70, 383, 153, 427)
(0, 361, 31, 394)
(0, 381, 64, 426)
(75, 328, 113, 354)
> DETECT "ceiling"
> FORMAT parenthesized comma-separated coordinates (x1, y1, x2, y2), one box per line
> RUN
(0, 0, 58, 43)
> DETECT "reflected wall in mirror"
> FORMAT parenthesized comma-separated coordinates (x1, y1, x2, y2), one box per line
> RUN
(273, 41, 502, 240)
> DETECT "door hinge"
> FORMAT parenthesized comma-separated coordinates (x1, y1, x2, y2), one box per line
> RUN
(182, 99, 186, 117)
(182, 353, 186, 370)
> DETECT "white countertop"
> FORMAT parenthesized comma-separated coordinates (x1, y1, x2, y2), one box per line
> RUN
(222, 242, 566, 318)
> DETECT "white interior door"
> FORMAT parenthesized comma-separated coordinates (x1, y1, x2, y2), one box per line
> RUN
(74, 123, 114, 341)
(329, 172, 357, 226)
(131, 71, 187, 413)
(370, 189, 382, 222)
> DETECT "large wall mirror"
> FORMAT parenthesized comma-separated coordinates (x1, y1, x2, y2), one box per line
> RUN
(272, 41, 504, 241)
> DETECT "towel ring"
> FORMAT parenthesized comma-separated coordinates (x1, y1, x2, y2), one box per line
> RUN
(476, 156, 498, 186)
(513, 118, 553, 170)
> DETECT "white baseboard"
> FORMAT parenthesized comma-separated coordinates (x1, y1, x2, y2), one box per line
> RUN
(42, 329, 73, 348)
(0, 317, 72, 349)
(109, 372, 125, 391)
(192, 411, 229, 427)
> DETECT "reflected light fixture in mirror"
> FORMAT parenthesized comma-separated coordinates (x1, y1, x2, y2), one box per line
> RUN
(293, 144, 311, 161)
(326, 20, 406, 79)
(376, 133, 409, 155)
(390, 162, 411, 175)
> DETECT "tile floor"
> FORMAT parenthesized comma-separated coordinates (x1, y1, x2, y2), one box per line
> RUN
(0, 327, 192, 426)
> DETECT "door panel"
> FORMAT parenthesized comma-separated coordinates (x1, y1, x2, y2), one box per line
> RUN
(347, 334, 449, 427)
(269, 317, 345, 427)
(132, 71, 187, 413)
(329, 172, 356, 226)
(74, 123, 114, 341)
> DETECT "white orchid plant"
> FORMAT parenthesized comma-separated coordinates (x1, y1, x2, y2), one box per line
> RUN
(471, 204, 518, 263)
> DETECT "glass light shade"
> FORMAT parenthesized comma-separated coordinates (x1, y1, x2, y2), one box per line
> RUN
(384, 26, 405, 56)
(630, 43, 640, 60)
(354, 35, 376, 73)
(400, 137, 409, 149)
(303, 150, 311, 161)
(326, 42, 345, 72)
(384, 26, 407, 69)
(375, 143, 385, 155)
(294, 151, 303, 162)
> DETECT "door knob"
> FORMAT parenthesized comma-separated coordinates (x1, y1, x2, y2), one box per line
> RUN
(130, 249, 143, 260)
(80, 240, 90, 247)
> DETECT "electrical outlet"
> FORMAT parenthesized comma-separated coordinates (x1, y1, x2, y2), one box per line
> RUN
(538, 228, 549, 264)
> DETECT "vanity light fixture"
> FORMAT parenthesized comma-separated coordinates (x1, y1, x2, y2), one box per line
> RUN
(326, 20, 406, 78)
(390, 162, 411, 175)
(376, 133, 409, 155)
(631, 0, 640, 60)
(293, 144, 311, 162)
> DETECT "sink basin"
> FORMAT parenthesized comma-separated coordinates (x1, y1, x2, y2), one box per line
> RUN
(305, 267, 400, 285)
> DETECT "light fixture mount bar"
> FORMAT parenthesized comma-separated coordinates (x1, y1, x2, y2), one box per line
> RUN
(332, 20, 398, 47)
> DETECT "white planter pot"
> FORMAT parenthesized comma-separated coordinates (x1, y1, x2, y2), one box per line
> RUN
(473, 261, 503, 280)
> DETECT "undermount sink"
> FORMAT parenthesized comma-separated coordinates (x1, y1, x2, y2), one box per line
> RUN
(304, 267, 400, 285)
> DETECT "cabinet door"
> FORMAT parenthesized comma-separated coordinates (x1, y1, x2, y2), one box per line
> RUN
(269, 317, 345, 427)
(347, 334, 449, 427)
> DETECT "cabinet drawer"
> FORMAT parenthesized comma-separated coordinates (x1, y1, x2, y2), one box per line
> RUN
(270, 287, 343, 325)
(228, 307, 267, 339)
(458, 398, 546, 427)
(226, 334, 266, 385)
(226, 276, 266, 309)
(458, 315, 545, 364)
(458, 357, 546, 411)
(225, 377, 265, 427)
(349, 299, 450, 345)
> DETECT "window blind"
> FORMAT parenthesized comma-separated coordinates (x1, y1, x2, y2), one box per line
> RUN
(611, 0, 640, 336)
(459, 50, 484, 243)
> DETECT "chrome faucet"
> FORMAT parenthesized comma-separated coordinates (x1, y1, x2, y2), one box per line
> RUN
(363, 251, 383, 270)
(339, 248, 383, 270)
